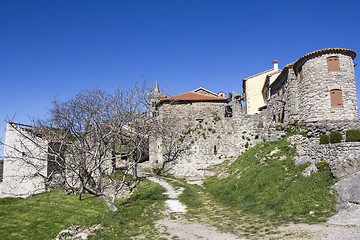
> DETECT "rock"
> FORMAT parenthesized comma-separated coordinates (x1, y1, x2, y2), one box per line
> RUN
(72, 232, 88, 240)
(270, 148, 280, 156)
(330, 154, 360, 179)
(332, 172, 360, 211)
(302, 163, 318, 177)
(287, 134, 307, 145)
(217, 171, 229, 179)
(260, 157, 267, 163)
(328, 204, 360, 226)
(54, 224, 101, 240)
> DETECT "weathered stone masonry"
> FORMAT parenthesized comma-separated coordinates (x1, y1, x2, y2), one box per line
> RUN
(149, 48, 360, 178)
(264, 48, 358, 126)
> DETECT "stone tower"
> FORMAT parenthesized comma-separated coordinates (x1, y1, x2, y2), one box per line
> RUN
(293, 48, 358, 123)
(148, 82, 162, 117)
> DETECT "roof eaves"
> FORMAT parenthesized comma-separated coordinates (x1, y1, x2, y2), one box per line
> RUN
(243, 68, 274, 81)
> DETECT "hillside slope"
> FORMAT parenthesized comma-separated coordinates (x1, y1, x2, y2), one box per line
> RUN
(204, 132, 337, 223)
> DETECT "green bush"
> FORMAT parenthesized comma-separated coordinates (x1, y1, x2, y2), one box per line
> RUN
(346, 129, 360, 142)
(319, 134, 330, 144)
(330, 131, 343, 143)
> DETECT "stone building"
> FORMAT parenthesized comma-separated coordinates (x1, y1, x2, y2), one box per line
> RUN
(2, 122, 50, 197)
(148, 86, 276, 177)
(263, 48, 358, 125)
(149, 48, 359, 177)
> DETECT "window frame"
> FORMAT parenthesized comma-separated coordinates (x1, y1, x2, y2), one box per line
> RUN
(327, 56, 340, 72)
(330, 89, 343, 108)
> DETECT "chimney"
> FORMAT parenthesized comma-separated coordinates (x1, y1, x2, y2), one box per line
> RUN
(273, 60, 278, 72)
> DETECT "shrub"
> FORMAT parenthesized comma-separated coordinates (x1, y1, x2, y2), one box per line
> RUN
(330, 131, 343, 143)
(319, 134, 330, 144)
(346, 129, 360, 142)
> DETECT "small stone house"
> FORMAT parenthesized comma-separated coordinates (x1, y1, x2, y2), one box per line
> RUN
(2, 122, 52, 197)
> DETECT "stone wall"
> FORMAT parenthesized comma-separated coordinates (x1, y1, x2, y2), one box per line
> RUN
(151, 101, 280, 177)
(2, 123, 48, 197)
(297, 138, 360, 179)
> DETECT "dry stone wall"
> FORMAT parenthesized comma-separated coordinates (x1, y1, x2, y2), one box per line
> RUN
(297, 138, 360, 179)
(151, 101, 280, 177)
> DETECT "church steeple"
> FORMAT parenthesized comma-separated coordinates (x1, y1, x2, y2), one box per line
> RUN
(152, 82, 160, 94)
(148, 82, 163, 117)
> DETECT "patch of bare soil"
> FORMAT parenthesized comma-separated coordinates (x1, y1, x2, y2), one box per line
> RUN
(272, 223, 360, 240)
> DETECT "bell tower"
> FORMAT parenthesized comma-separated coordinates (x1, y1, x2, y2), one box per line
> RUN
(148, 82, 162, 117)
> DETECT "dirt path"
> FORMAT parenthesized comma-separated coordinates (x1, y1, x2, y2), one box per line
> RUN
(148, 176, 243, 240)
(148, 176, 360, 239)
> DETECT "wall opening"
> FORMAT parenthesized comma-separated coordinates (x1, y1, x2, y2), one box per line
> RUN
(282, 83, 285, 94)
(330, 89, 343, 108)
(225, 105, 232, 117)
(327, 56, 340, 72)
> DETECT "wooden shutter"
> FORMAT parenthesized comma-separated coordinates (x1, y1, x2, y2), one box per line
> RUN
(328, 57, 340, 72)
(330, 90, 343, 107)
(299, 68, 303, 81)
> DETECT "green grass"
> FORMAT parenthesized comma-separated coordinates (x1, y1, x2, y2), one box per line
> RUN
(0, 179, 166, 240)
(204, 134, 337, 223)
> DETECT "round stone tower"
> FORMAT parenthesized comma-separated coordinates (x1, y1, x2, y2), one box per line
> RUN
(293, 48, 358, 123)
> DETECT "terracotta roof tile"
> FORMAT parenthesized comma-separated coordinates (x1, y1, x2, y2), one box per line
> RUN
(294, 48, 356, 67)
(160, 91, 227, 102)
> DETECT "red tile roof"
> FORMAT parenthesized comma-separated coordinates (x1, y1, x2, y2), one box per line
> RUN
(160, 91, 227, 102)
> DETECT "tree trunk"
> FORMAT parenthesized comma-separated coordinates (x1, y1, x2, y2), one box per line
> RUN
(100, 195, 118, 212)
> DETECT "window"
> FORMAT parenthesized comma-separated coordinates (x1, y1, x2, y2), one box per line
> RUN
(330, 89, 343, 107)
(299, 68, 303, 81)
(282, 83, 285, 94)
(277, 88, 280, 96)
(327, 57, 340, 72)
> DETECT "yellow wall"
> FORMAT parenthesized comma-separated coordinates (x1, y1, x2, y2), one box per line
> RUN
(244, 69, 273, 115)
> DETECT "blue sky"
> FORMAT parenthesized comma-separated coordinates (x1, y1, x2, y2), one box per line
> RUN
(1, 0, 360, 157)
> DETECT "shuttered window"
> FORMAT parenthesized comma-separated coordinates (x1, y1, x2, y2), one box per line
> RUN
(327, 57, 340, 72)
(330, 90, 343, 107)
(282, 83, 285, 94)
(299, 68, 303, 81)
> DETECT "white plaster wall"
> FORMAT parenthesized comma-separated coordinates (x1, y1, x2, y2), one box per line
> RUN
(2, 123, 48, 197)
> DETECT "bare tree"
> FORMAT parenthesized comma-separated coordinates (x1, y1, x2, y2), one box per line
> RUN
(2, 80, 152, 211)
(158, 130, 192, 174)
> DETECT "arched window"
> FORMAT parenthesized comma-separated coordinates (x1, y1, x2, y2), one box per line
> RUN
(330, 89, 343, 108)
(327, 57, 340, 72)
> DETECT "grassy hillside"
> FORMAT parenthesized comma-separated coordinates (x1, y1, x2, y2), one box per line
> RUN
(205, 132, 337, 223)
(0, 180, 166, 240)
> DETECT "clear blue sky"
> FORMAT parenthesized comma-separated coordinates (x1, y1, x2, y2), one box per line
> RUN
(1, 0, 360, 157)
